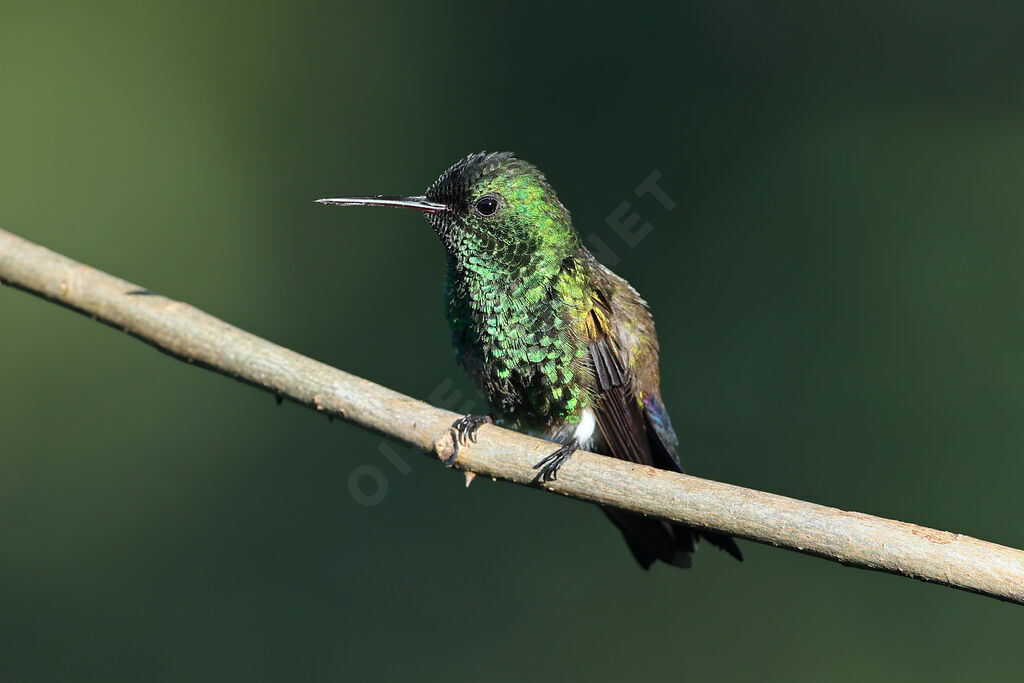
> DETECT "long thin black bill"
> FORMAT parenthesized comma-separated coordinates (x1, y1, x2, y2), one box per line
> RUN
(314, 195, 448, 213)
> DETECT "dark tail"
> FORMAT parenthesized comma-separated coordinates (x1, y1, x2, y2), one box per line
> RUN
(602, 508, 743, 570)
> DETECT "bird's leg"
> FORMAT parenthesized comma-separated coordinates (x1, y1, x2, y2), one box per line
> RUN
(532, 439, 579, 483)
(446, 413, 496, 467)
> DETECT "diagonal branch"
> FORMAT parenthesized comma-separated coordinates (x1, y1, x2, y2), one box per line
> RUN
(2, 226, 1022, 605)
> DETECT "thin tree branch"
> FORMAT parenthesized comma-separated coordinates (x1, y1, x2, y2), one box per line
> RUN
(2, 226, 1022, 605)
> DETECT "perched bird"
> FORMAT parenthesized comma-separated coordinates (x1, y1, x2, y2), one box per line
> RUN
(317, 152, 741, 569)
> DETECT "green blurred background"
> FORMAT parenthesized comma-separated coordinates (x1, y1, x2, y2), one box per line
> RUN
(2, 1, 1023, 680)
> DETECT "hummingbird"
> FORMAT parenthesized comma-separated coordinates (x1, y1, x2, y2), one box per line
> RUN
(317, 152, 742, 569)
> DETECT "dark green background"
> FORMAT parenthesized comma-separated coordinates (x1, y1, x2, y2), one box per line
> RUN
(2, 1, 1022, 680)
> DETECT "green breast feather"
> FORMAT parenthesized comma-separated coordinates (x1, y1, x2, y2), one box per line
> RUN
(446, 254, 593, 427)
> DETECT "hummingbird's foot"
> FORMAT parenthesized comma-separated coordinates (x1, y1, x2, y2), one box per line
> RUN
(532, 439, 579, 483)
(446, 413, 495, 467)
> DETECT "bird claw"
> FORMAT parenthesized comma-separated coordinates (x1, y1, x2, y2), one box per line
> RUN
(445, 414, 495, 467)
(532, 439, 579, 483)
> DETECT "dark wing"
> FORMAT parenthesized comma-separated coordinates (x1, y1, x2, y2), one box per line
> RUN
(584, 292, 681, 473)
(588, 328, 655, 465)
(584, 282, 743, 566)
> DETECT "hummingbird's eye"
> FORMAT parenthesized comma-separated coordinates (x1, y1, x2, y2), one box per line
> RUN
(474, 195, 500, 216)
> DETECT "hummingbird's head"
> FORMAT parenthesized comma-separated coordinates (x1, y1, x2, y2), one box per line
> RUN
(318, 152, 578, 274)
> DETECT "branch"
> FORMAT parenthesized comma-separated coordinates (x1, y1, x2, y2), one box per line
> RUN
(2, 226, 1023, 605)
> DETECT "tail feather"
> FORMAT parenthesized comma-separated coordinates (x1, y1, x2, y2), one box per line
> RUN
(603, 508, 743, 569)
(699, 528, 744, 562)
